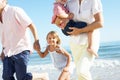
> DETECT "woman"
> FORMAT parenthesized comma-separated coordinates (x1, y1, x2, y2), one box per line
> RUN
(66, 0, 104, 80)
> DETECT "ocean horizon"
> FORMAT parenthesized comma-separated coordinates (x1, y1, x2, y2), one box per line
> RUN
(0, 41, 120, 80)
(28, 41, 120, 65)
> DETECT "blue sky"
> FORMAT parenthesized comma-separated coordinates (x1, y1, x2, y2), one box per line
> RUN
(0, 0, 120, 49)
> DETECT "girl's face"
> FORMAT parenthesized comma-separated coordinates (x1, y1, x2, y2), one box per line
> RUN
(47, 34, 58, 46)
(58, 0, 67, 5)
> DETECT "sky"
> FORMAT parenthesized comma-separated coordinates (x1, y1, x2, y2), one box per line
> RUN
(0, 0, 120, 49)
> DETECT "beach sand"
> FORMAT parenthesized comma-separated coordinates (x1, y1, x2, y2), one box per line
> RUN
(0, 60, 120, 80)
(91, 60, 120, 80)
(29, 60, 120, 80)
(32, 72, 49, 80)
(30, 62, 120, 80)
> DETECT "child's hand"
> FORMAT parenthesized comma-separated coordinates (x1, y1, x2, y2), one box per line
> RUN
(0, 51, 5, 61)
(33, 40, 41, 52)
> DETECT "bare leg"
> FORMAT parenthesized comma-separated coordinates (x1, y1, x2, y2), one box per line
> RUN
(32, 72, 49, 80)
(61, 19, 69, 30)
(58, 70, 70, 80)
(87, 31, 98, 57)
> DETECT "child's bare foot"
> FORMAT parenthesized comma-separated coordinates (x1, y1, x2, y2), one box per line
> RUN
(87, 48, 98, 57)
(32, 72, 49, 80)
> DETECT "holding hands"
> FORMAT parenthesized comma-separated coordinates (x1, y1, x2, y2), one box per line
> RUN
(33, 40, 41, 52)
(0, 48, 5, 61)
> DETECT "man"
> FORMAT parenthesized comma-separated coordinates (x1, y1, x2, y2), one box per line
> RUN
(0, 0, 40, 80)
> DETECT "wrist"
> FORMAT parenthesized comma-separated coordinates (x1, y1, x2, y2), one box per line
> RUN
(35, 38, 39, 41)
(35, 39, 39, 43)
(63, 69, 68, 72)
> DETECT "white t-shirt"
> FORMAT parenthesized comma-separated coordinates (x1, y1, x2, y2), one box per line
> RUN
(0, 5, 32, 57)
(66, 0, 102, 51)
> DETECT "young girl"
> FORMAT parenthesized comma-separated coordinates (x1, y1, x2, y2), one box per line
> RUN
(37, 31, 73, 80)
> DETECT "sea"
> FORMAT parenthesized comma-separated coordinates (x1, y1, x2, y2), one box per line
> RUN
(0, 41, 120, 80)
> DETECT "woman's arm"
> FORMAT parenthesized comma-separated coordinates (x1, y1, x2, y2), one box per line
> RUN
(67, 12, 104, 35)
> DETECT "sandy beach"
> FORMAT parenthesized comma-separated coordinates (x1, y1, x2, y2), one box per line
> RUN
(0, 59, 120, 80)
(30, 59, 120, 80)
(30, 60, 120, 80)
(91, 59, 120, 80)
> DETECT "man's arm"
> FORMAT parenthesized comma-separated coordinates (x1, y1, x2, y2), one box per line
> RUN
(28, 23, 41, 51)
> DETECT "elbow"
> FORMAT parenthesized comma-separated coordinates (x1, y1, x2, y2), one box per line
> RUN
(68, 54, 72, 61)
(38, 52, 45, 58)
(100, 22, 104, 28)
(41, 55, 45, 58)
(99, 17, 104, 28)
(39, 54, 45, 58)
(98, 20, 104, 28)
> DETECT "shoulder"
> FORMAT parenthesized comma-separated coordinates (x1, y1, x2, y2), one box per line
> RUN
(56, 45, 62, 49)
(4, 5, 25, 15)
(6, 5, 23, 11)
(10, 6, 28, 17)
(12, 6, 25, 13)
(92, 0, 103, 12)
(5, 5, 25, 15)
(92, 0, 102, 5)
(55, 45, 63, 51)
(53, 3, 61, 12)
(56, 45, 66, 53)
(54, 2, 59, 8)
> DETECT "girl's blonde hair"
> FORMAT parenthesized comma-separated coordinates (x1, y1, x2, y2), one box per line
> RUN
(46, 31, 61, 45)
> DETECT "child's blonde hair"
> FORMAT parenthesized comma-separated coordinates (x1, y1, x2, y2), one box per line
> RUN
(46, 31, 61, 45)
